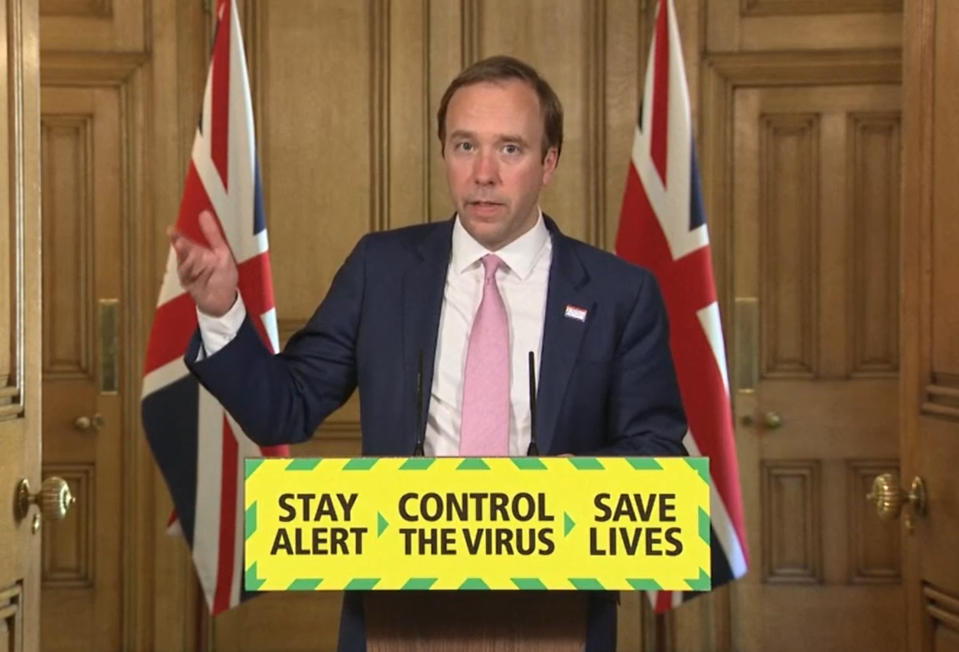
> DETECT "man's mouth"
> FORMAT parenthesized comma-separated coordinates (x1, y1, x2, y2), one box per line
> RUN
(467, 200, 503, 208)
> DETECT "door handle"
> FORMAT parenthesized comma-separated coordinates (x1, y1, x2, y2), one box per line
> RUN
(740, 411, 783, 430)
(73, 413, 104, 432)
(15, 477, 75, 533)
(867, 473, 926, 531)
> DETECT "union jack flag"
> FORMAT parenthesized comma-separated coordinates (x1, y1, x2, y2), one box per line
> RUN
(141, 0, 287, 615)
(616, 0, 748, 612)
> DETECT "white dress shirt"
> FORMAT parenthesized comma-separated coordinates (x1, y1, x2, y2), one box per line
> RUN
(197, 212, 552, 456)
(427, 213, 551, 456)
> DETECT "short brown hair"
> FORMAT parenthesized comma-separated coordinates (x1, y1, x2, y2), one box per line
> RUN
(437, 55, 563, 163)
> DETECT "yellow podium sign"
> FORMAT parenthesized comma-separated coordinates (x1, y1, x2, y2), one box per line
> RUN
(244, 457, 710, 592)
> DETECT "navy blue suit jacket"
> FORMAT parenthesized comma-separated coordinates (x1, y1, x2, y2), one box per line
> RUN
(187, 216, 686, 651)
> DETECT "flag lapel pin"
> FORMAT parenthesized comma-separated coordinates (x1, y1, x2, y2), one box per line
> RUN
(564, 304, 587, 322)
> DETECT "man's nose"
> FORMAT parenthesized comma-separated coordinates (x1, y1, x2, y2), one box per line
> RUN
(472, 151, 499, 185)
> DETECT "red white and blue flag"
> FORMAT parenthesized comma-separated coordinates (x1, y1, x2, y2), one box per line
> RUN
(616, 0, 748, 612)
(141, 0, 287, 615)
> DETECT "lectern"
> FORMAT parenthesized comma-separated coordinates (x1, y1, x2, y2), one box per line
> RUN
(243, 456, 710, 651)
(364, 591, 587, 652)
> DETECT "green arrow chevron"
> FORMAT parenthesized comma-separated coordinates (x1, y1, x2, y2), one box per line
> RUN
(399, 458, 434, 470)
(244, 458, 264, 479)
(699, 507, 711, 545)
(245, 562, 265, 591)
(512, 458, 547, 470)
(625, 457, 663, 470)
(345, 578, 380, 590)
(568, 578, 604, 590)
(457, 459, 490, 470)
(285, 458, 321, 471)
(568, 457, 604, 470)
(344, 458, 378, 470)
(685, 568, 710, 591)
(684, 457, 710, 484)
(244, 501, 257, 541)
(627, 578, 662, 591)
(287, 578, 323, 590)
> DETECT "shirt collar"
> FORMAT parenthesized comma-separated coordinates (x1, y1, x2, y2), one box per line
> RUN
(451, 210, 550, 280)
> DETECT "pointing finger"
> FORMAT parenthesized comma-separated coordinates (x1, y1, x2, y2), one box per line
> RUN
(197, 210, 229, 253)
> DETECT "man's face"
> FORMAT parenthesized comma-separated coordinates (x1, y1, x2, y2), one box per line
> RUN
(443, 79, 558, 251)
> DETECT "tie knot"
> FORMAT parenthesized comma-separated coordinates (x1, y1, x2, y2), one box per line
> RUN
(481, 254, 502, 281)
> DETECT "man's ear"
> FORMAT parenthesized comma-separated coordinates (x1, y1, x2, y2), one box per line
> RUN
(541, 147, 559, 184)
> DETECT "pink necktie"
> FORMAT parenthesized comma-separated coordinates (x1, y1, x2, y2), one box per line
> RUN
(459, 255, 510, 456)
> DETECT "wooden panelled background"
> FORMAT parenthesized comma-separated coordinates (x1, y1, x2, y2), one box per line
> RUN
(34, 1, 906, 651)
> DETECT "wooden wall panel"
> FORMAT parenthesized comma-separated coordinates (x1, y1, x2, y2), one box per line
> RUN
(41, 464, 94, 587)
(39, 0, 143, 52)
(930, 0, 959, 383)
(760, 114, 818, 377)
(761, 461, 821, 583)
(40, 116, 93, 380)
(0, 115, 14, 407)
(40, 0, 109, 17)
(847, 460, 899, 583)
(0, 0, 19, 415)
(602, 0, 644, 252)
(255, 0, 373, 326)
(386, 0, 428, 230)
(849, 113, 899, 376)
(708, 0, 901, 52)
(742, 0, 900, 15)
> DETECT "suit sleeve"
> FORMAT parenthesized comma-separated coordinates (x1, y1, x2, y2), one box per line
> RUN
(185, 236, 369, 446)
(594, 272, 687, 456)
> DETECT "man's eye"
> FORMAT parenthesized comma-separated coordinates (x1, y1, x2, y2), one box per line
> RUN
(503, 144, 520, 155)
(456, 142, 474, 152)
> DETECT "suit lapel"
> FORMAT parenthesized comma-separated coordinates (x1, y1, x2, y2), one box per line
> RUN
(537, 220, 592, 454)
(401, 219, 453, 453)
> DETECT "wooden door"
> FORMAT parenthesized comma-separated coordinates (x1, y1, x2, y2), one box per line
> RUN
(730, 81, 904, 650)
(900, 0, 959, 649)
(35, 1, 153, 650)
(38, 82, 126, 651)
(0, 1, 43, 650)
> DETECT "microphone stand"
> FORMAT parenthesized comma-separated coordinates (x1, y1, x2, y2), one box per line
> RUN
(412, 350, 426, 456)
(526, 351, 540, 456)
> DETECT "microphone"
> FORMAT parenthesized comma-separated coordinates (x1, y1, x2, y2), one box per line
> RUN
(412, 350, 426, 456)
(526, 351, 539, 456)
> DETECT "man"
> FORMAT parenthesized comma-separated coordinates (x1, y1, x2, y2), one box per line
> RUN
(173, 55, 686, 652)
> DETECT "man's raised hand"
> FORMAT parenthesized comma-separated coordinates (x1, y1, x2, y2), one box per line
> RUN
(169, 210, 239, 317)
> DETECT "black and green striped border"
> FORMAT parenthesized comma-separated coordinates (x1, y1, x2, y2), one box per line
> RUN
(244, 456, 711, 592)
